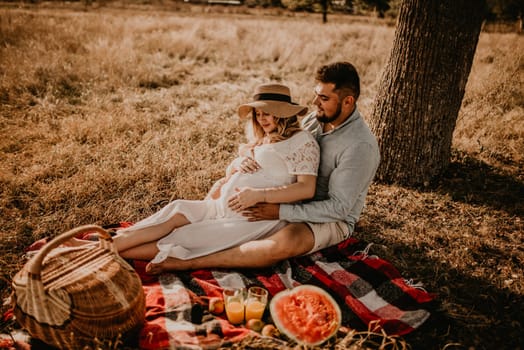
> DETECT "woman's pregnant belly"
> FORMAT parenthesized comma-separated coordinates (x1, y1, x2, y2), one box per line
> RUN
(214, 171, 292, 218)
(221, 171, 282, 199)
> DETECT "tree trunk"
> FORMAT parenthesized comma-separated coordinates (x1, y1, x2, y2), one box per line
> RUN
(370, 0, 485, 186)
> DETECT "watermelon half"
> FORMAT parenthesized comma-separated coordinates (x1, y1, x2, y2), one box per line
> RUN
(269, 285, 342, 346)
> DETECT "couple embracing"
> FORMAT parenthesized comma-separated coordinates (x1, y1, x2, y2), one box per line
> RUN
(103, 61, 380, 274)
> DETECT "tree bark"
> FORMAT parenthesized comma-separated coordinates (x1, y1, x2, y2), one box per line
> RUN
(370, 0, 485, 186)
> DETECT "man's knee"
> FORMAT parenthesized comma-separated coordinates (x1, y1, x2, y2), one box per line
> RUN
(270, 223, 314, 260)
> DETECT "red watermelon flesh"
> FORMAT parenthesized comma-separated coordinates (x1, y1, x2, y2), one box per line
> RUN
(269, 285, 341, 346)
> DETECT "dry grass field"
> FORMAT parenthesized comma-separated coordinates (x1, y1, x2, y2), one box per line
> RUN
(0, 1, 523, 349)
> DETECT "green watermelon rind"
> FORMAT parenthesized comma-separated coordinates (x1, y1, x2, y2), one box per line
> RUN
(269, 284, 342, 346)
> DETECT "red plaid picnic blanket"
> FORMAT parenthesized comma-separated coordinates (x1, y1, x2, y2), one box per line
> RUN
(133, 236, 434, 349)
(3, 226, 435, 350)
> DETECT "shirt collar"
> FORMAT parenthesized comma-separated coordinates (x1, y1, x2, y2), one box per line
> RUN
(320, 107, 360, 135)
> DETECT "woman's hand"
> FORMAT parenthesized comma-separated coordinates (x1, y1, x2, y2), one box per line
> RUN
(228, 187, 264, 212)
(238, 157, 261, 173)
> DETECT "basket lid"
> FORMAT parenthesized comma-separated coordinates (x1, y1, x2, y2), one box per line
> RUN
(12, 225, 114, 326)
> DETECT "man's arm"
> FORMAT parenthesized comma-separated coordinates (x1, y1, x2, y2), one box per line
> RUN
(282, 142, 379, 223)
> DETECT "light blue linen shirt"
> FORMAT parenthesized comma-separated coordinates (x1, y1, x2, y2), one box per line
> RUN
(279, 107, 380, 233)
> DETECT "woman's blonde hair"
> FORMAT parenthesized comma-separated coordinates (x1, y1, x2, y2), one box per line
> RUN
(250, 109, 302, 143)
(238, 108, 302, 156)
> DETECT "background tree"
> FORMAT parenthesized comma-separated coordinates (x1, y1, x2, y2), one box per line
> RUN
(321, 0, 328, 23)
(486, 0, 524, 20)
(369, 0, 487, 186)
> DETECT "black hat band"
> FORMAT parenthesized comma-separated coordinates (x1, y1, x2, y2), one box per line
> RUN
(253, 93, 292, 103)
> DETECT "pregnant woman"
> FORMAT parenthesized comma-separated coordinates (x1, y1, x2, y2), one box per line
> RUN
(110, 83, 320, 273)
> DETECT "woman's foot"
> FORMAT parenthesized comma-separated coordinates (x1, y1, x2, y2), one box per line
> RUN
(145, 257, 180, 275)
(145, 261, 164, 275)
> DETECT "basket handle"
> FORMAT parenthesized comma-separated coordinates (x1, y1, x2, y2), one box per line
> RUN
(27, 225, 111, 276)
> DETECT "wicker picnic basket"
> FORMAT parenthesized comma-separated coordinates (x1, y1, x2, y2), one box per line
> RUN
(11, 225, 146, 349)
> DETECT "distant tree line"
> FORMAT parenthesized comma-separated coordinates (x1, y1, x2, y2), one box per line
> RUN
(212, 0, 523, 21)
(277, 0, 523, 20)
(10, 0, 524, 21)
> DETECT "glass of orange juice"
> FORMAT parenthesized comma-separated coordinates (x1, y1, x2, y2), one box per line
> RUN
(223, 288, 245, 325)
(245, 286, 268, 321)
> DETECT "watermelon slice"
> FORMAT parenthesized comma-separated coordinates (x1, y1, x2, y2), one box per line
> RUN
(269, 285, 342, 346)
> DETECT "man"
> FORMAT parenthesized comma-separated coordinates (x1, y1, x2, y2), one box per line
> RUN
(150, 61, 380, 272)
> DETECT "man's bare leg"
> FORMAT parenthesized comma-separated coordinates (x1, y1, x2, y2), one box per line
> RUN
(112, 213, 190, 252)
(145, 223, 314, 274)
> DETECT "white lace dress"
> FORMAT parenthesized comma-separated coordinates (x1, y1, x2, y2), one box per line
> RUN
(121, 130, 320, 261)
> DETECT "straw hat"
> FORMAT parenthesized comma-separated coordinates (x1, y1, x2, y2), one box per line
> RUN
(238, 83, 308, 119)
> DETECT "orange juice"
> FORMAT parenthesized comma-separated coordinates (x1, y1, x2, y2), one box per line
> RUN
(225, 301, 244, 324)
(245, 300, 266, 321)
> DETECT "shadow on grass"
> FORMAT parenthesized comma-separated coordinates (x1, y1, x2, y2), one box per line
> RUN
(401, 247, 521, 350)
(435, 152, 524, 217)
(356, 216, 523, 349)
(358, 154, 523, 349)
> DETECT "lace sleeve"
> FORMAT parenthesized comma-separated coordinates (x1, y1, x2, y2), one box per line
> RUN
(285, 132, 320, 175)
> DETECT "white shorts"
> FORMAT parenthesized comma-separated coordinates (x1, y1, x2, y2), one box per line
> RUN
(305, 221, 350, 254)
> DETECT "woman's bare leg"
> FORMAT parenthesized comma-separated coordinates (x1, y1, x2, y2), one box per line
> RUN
(145, 223, 314, 274)
(112, 213, 190, 252)
(119, 242, 159, 260)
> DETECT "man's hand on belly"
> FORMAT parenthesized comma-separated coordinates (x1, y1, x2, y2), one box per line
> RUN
(242, 203, 280, 221)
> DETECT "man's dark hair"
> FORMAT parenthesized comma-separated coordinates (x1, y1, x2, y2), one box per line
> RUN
(315, 62, 360, 100)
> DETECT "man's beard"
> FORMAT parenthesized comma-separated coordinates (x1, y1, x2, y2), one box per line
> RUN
(316, 102, 342, 123)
